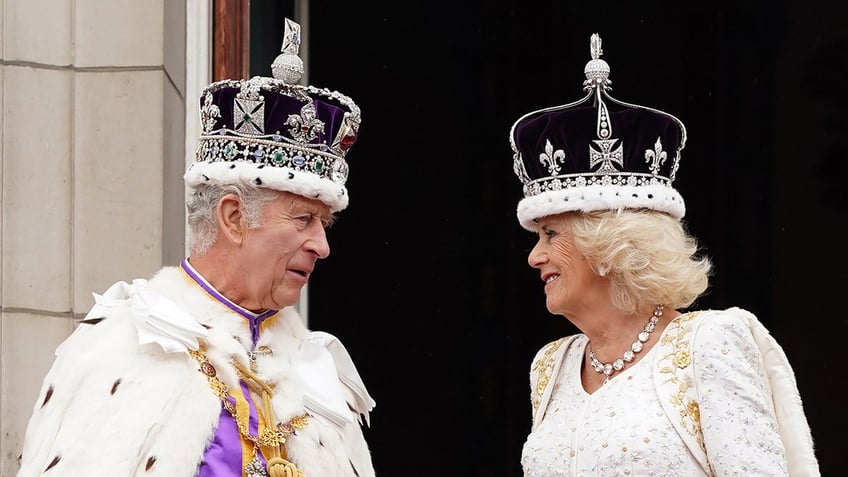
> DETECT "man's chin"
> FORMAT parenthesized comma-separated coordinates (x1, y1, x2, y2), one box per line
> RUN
(272, 287, 305, 310)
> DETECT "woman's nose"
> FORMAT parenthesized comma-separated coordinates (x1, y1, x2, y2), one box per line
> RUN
(527, 241, 545, 269)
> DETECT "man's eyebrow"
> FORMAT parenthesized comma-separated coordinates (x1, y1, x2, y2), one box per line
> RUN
(323, 214, 338, 227)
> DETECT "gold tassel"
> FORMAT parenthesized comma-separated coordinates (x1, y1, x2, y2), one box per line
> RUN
(234, 360, 306, 477)
(266, 457, 304, 477)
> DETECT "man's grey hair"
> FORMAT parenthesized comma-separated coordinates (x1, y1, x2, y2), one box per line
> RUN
(186, 183, 280, 255)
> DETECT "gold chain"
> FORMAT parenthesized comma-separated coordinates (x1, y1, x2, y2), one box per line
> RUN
(188, 348, 308, 455)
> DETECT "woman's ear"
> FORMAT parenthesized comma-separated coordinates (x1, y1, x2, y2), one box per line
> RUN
(217, 193, 246, 245)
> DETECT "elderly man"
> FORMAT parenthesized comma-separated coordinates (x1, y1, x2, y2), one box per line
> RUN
(17, 18, 375, 477)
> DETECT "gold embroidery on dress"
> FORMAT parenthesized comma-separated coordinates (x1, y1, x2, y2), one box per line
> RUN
(658, 313, 700, 434)
(657, 312, 710, 455)
(655, 311, 719, 476)
(531, 338, 565, 413)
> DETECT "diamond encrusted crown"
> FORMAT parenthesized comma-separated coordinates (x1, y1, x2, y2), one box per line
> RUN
(509, 33, 687, 230)
(185, 18, 361, 212)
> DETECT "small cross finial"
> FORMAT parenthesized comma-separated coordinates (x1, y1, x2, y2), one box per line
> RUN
(590, 33, 603, 60)
(281, 18, 301, 55)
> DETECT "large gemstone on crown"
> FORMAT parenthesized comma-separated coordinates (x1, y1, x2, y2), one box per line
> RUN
(340, 131, 357, 151)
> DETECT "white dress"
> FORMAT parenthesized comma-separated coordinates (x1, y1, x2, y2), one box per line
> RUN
(522, 336, 707, 476)
(521, 309, 811, 477)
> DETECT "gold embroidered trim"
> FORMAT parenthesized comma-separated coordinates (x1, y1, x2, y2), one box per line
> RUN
(657, 312, 706, 452)
(531, 338, 566, 413)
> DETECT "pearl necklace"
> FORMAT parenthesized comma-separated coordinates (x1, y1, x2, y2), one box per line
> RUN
(589, 304, 664, 384)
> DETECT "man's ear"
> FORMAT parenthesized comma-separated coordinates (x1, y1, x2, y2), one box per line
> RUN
(217, 193, 246, 245)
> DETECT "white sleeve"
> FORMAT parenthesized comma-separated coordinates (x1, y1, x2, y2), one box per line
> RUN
(692, 310, 789, 476)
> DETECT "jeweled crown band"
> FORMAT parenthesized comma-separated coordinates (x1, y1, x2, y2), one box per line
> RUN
(523, 171, 671, 198)
(196, 131, 348, 184)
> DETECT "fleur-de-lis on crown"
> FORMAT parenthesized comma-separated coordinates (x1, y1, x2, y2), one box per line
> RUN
(200, 92, 221, 133)
(286, 102, 325, 142)
(644, 137, 667, 175)
(539, 139, 565, 176)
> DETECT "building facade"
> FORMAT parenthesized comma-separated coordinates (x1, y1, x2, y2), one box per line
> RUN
(0, 1, 206, 473)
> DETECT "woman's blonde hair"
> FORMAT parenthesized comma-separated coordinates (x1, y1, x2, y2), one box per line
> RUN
(566, 209, 712, 313)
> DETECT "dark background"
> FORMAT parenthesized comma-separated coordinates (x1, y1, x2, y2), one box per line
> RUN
(249, 1, 846, 475)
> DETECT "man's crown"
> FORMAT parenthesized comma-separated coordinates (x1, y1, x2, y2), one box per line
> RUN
(186, 18, 361, 212)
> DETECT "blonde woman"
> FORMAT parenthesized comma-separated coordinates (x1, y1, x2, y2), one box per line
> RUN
(509, 33, 819, 477)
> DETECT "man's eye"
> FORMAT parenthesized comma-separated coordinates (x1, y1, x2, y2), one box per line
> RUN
(297, 214, 313, 224)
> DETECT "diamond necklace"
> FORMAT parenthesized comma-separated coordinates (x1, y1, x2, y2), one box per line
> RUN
(589, 304, 664, 384)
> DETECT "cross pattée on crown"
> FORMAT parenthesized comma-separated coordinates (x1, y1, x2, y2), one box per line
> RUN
(589, 138, 624, 174)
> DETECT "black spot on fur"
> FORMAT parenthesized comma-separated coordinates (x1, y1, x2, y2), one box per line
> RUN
(41, 386, 54, 408)
(79, 317, 105, 325)
(45, 455, 61, 471)
(287, 172, 294, 179)
(202, 174, 210, 181)
(229, 164, 236, 169)
(111, 378, 122, 395)
(254, 178, 263, 185)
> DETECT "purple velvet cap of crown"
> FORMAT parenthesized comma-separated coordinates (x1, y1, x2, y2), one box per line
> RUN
(514, 106, 683, 182)
(205, 85, 351, 149)
(509, 34, 686, 230)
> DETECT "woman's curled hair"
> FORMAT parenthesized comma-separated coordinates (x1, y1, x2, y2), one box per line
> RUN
(568, 209, 712, 313)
